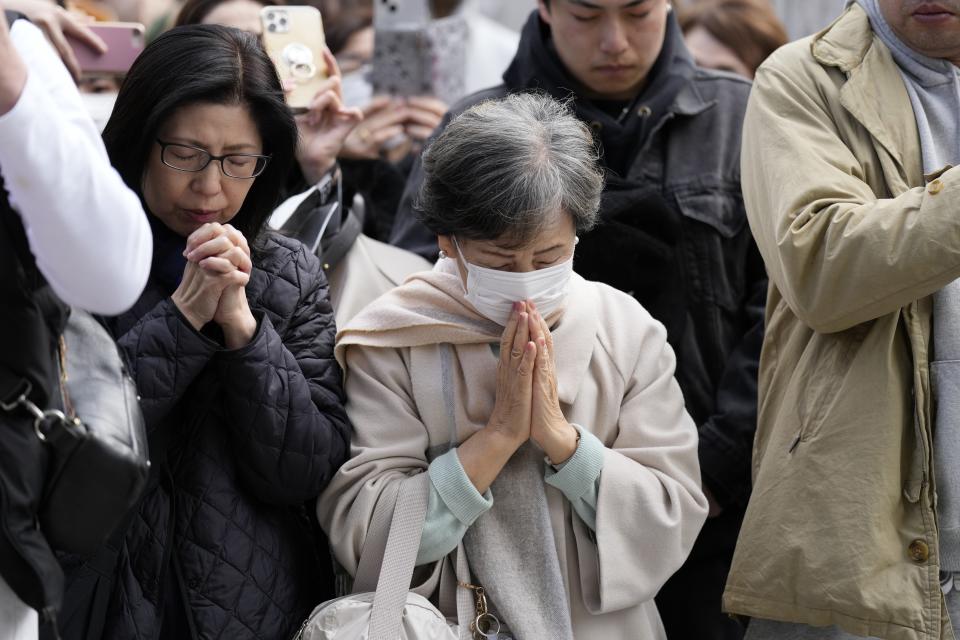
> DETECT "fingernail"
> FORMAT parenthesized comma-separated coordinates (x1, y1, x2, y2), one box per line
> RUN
(513, 301, 523, 311)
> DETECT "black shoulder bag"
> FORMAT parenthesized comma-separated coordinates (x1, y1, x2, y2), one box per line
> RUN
(0, 180, 150, 635)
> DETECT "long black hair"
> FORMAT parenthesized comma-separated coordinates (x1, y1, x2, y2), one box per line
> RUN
(103, 24, 297, 241)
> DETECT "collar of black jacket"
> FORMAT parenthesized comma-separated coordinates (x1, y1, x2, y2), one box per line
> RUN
(502, 8, 712, 175)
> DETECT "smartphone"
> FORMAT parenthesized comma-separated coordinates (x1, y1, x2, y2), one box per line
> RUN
(370, 0, 466, 104)
(373, 0, 430, 28)
(260, 5, 328, 110)
(66, 22, 145, 75)
(371, 0, 428, 98)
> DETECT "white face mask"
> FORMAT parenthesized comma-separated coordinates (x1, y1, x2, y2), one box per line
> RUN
(452, 237, 576, 326)
(80, 91, 118, 133)
(340, 67, 374, 108)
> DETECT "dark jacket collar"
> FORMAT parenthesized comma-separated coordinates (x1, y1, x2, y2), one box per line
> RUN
(502, 9, 707, 174)
(148, 214, 187, 294)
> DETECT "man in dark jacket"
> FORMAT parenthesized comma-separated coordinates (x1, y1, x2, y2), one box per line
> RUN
(390, 2, 765, 638)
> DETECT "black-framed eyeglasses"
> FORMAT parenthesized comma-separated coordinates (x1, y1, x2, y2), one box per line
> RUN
(156, 140, 271, 179)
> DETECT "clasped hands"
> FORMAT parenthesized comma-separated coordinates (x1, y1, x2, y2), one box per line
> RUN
(488, 301, 579, 466)
(171, 223, 257, 350)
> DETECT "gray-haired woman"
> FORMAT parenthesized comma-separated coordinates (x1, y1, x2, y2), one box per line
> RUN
(317, 93, 707, 640)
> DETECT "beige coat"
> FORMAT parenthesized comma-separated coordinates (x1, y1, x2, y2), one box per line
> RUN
(723, 5, 960, 639)
(317, 266, 707, 639)
(327, 233, 431, 328)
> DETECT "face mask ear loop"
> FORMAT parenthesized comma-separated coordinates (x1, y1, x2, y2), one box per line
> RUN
(451, 236, 471, 294)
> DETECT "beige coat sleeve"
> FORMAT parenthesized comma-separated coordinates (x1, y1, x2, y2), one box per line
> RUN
(576, 320, 708, 614)
(743, 59, 960, 333)
(317, 344, 430, 575)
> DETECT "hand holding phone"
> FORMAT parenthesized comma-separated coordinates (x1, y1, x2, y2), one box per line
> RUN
(260, 5, 328, 110)
(65, 22, 144, 76)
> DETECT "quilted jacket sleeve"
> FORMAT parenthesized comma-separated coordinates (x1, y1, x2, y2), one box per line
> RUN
(113, 297, 220, 432)
(215, 246, 351, 506)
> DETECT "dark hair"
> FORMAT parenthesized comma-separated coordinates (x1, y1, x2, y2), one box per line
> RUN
(102, 24, 297, 241)
(678, 0, 788, 75)
(324, 7, 372, 55)
(174, 0, 279, 28)
(416, 93, 602, 246)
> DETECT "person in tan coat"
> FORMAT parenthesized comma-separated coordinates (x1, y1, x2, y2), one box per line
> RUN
(317, 93, 708, 639)
(724, 1, 960, 639)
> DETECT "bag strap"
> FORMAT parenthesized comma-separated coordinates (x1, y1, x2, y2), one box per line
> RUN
(366, 473, 430, 640)
(359, 343, 478, 639)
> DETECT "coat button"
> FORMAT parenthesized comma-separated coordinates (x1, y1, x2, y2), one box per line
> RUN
(928, 179, 944, 195)
(908, 539, 929, 562)
(589, 121, 603, 135)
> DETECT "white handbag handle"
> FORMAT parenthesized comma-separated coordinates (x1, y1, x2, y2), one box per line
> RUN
(359, 344, 478, 640)
(361, 473, 431, 640)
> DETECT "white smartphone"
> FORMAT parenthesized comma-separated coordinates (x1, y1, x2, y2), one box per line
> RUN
(260, 5, 329, 110)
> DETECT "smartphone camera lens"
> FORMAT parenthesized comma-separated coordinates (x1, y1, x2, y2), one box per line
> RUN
(279, 16, 287, 25)
(267, 22, 277, 32)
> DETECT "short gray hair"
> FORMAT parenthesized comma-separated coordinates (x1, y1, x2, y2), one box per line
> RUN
(415, 92, 603, 246)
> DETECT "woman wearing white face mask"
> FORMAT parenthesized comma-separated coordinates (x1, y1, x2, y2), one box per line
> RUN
(317, 93, 708, 640)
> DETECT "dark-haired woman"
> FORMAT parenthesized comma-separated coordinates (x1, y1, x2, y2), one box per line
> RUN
(98, 24, 350, 640)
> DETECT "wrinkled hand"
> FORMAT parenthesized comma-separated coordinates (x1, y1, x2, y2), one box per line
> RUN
(403, 95, 446, 148)
(175, 223, 256, 348)
(487, 301, 537, 445)
(340, 95, 410, 161)
(295, 48, 363, 183)
(528, 303, 578, 465)
(5, 0, 106, 82)
(0, 8, 27, 115)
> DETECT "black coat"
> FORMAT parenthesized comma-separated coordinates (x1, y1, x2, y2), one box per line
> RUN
(102, 232, 350, 640)
(389, 12, 764, 640)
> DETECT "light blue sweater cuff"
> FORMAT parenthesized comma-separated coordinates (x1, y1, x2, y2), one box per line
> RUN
(545, 425, 604, 530)
(416, 449, 493, 565)
(430, 449, 493, 524)
(545, 426, 604, 498)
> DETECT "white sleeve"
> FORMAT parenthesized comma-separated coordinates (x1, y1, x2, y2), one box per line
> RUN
(0, 20, 151, 315)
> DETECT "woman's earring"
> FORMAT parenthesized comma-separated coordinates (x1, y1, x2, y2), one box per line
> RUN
(439, 250, 448, 260)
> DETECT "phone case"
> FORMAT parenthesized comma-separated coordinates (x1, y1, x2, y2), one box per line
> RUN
(66, 22, 145, 75)
(370, 13, 466, 105)
(260, 5, 328, 110)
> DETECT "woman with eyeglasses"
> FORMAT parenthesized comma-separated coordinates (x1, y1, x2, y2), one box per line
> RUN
(94, 24, 350, 640)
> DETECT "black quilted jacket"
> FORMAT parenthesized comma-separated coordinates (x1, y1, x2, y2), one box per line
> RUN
(101, 232, 350, 640)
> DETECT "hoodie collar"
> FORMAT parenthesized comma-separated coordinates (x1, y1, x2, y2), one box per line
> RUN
(502, 9, 707, 173)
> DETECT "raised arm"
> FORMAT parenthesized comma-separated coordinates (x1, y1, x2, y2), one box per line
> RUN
(0, 17, 150, 315)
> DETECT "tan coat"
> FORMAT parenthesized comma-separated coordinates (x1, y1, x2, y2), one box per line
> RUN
(317, 267, 708, 639)
(723, 5, 960, 639)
